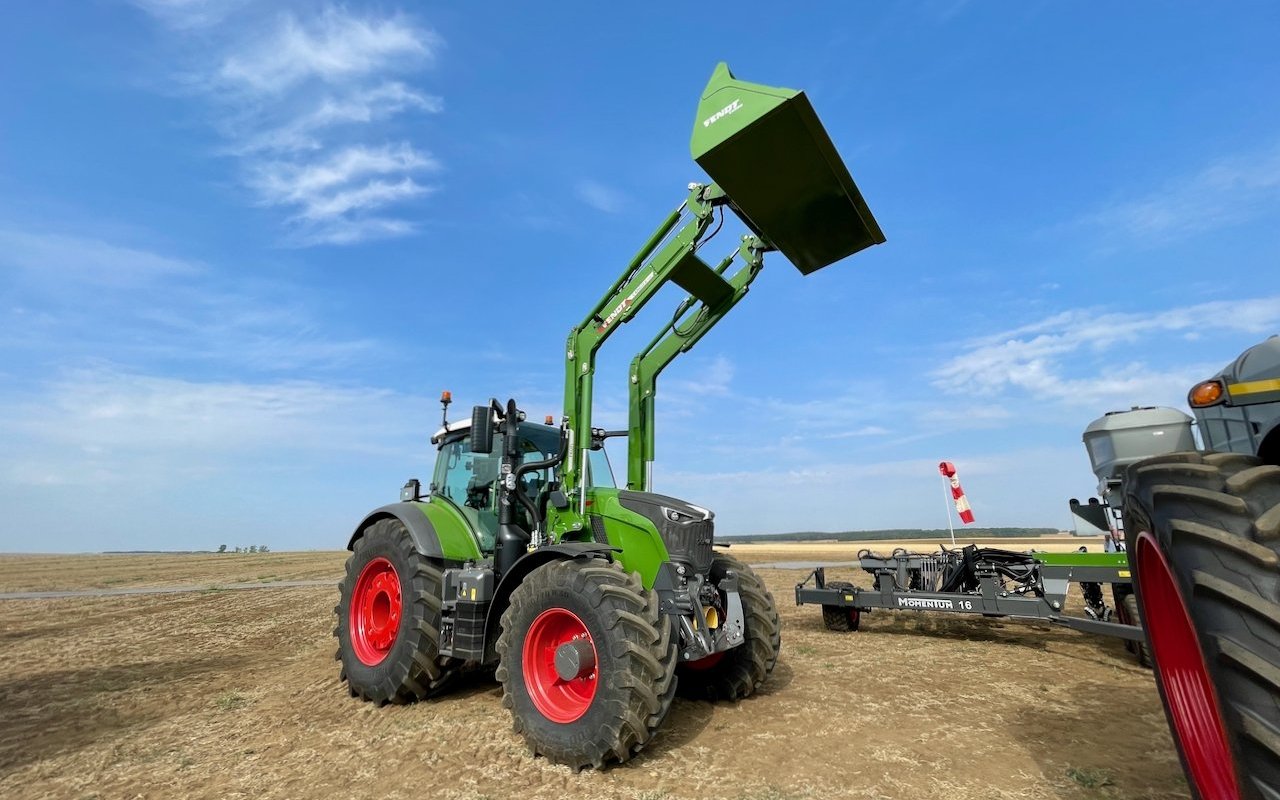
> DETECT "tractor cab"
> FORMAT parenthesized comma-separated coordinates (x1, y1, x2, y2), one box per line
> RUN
(428, 418, 615, 553)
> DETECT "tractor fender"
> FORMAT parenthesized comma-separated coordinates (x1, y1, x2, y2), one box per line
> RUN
(347, 503, 443, 558)
(482, 542, 620, 660)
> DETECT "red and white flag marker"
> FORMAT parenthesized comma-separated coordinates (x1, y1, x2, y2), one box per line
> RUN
(938, 461, 975, 545)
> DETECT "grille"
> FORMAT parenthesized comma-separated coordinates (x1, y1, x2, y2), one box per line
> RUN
(616, 490, 717, 576)
(661, 519, 714, 574)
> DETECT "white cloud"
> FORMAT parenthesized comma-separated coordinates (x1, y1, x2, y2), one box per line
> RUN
(290, 216, 417, 246)
(133, 4, 443, 245)
(933, 296, 1280, 407)
(217, 8, 437, 95)
(6, 368, 406, 464)
(131, 0, 246, 30)
(575, 179, 629, 214)
(0, 230, 201, 286)
(248, 143, 438, 224)
(231, 82, 442, 155)
(0, 367, 428, 555)
(0, 230, 375, 371)
(667, 355, 734, 398)
(655, 445, 1089, 535)
(1085, 143, 1280, 243)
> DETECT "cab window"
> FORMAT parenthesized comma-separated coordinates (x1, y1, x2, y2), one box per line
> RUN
(432, 435, 501, 552)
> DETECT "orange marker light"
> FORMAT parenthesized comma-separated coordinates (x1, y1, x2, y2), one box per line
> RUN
(441, 391, 452, 403)
(1189, 380, 1224, 407)
(545, 415, 554, 425)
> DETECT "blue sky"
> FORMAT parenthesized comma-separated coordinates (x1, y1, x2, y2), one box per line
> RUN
(2, 2, 1278, 552)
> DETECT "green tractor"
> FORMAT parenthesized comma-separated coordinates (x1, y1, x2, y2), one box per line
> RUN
(334, 64, 884, 768)
(1082, 336, 1280, 799)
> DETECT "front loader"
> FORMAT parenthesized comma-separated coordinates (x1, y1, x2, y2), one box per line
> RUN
(334, 63, 885, 769)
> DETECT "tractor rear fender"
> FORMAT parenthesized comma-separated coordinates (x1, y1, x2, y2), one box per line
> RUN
(347, 502, 484, 563)
(482, 542, 620, 660)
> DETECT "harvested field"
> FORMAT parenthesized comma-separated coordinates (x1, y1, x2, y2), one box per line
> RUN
(0, 542, 1186, 800)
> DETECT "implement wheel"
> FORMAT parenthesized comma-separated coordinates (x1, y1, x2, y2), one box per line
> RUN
(821, 580, 861, 632)
(678, 553, 782, 700)
(1121, 592, 1151, 668)
(495, 558, 676, 769)
(1123, 451, 1280, 800)
(335, 518, 456, 704)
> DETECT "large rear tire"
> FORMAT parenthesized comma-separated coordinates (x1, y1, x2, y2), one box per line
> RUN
(677, 553, 782, 700)
(495, 558, 677, 769)
(335, 518, 457, 704)
(1122, 451, 1280, 800)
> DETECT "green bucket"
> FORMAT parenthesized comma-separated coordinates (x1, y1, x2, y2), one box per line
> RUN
(690, 63, 885, 275)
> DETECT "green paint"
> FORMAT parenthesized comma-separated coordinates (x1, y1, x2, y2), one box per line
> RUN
(1033, 552, 1130, 567)
(418, 501, 482, 562)
(691, 62, 884, 275)
(587, 490, 669, 588)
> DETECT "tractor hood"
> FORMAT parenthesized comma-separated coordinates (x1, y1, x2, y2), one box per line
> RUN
(616, 490, 715, 575)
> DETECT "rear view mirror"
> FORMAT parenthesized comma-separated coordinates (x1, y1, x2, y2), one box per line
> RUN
(471, 405, 494, 454)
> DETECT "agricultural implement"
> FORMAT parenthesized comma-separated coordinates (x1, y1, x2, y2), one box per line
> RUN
(795, 544, 1142, 641)
(1079, 336, 1280, 800)
(334, 63, 884, 769)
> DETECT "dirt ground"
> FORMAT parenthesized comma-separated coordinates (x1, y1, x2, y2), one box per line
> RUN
(0, 541, 1187, 800)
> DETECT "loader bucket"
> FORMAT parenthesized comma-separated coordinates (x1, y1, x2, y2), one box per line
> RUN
(691, 63, 885, 275)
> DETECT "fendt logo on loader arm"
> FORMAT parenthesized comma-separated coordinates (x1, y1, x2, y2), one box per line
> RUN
(596, 271, 656, 333)
(702, 99, 743, 128)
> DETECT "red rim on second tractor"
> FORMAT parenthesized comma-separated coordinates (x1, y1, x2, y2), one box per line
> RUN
(350, 557, 403, 666)
(1134, 530, 1240, 800)
(523, 608, 599, 723)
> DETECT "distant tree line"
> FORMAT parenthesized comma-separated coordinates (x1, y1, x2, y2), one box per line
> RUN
(217, 545, 271, 554)
(716, 527, 1060, 544)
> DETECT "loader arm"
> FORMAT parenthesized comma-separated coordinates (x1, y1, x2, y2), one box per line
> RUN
(559, 61, 885, 523)
(626, 236, 768, 491)
(560, 182, 736, 507)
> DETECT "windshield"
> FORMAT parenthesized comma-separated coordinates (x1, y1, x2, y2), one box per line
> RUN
(588, 447, 616, 489)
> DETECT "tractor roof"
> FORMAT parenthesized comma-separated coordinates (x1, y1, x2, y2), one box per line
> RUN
(1212, 334, 1280, 385)
(430, 418, 559, 446)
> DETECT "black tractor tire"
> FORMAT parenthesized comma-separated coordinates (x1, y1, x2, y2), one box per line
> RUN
(1121, 592, 1152, 668)
(334, 518, 457, 704)
(821, 580, 862, 632)
(494, 557, 677, 770)
(677, 553, 782, 701)
(1122, 451, 1280, 800)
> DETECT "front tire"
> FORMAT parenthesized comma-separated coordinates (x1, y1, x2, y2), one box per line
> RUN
(335, 518, 456, 704)
(1123, 451, 1280, 800)
(495, 558, 677, 769)
(678, 553, 782, 700)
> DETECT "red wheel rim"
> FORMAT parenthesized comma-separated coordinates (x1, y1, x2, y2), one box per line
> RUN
(1135, 530, 1239, 799)
(849, 608, 861, 628)
(349, 557, 402, 666)
(523, 608, 598, 723)
(684, 651, 725, 671)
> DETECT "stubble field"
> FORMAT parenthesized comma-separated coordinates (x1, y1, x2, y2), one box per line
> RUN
(0, 539, 1187, 800)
